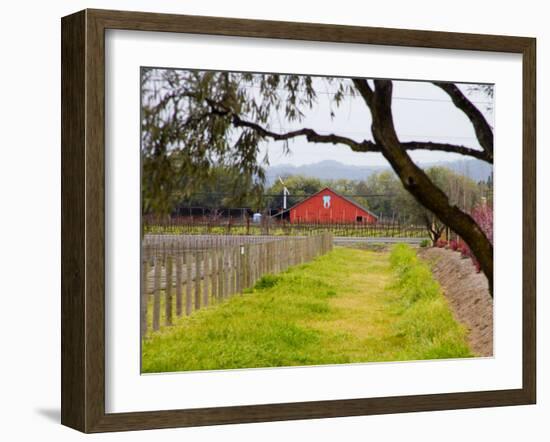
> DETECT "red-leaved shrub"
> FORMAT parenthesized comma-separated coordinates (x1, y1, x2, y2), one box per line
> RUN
(459, 243, 471, 258)
(435, 239, 448, 248)
(473, 258, 481, 273)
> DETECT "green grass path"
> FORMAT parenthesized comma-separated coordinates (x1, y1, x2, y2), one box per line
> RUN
(142, 246, 471, 373)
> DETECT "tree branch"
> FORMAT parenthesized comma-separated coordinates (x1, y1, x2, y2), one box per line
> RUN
(352, 78, 374, 106)
(432, 82, 494, 161)
(209, 99, 492, 162)
(401, 141, 491, 163)
(233, 115, 491, 161)
(206, 97, 493, 163)
(231, 114, 377, 152)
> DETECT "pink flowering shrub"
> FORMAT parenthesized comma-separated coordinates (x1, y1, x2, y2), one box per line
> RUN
(456, 203, 493, 272)
(471, 204, 493, 245)
(444, 203, 492, 273)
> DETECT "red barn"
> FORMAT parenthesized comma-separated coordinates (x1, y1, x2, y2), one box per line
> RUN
(289, 187, 377, 224)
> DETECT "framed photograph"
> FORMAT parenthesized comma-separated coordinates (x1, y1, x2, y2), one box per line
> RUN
(61, 9, 536, 433)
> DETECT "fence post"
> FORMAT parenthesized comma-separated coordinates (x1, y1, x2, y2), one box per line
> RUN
(175, 252, 182, 317)
(140, 248, 148, 339)
(195, 251, 201, 310)
(224, 248, 231, 297)
(249, 245, 254, 286)
(273, 241, 278, 274)
(266, 243, 269, 273)
(218, 249, 224, 299)
(258, 242, 264, 276)
(256, 244, 260, 283)
(165, 253, 173, 326)
(237, 245, 243, 293)
(231, 247, 237, 297)
(284, 240, 289, 271)
(185, 251, 192, 316)
(250, 244, 256, 287)
(278, 240, 282, 271)
(203, 251, 210, 307)
(152, 253, 162, 331)
(211, 248, 218, 303)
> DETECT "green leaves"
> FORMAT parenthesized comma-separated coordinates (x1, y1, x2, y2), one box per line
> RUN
(141, 68, 350, 216)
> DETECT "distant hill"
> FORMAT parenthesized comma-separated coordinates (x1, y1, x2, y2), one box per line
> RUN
(266, 159, 492, 184)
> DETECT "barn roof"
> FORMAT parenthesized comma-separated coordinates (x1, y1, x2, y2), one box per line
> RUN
(287, 187, 378, 219)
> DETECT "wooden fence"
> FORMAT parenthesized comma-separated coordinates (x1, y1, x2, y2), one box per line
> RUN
(141, 233, 333, 338)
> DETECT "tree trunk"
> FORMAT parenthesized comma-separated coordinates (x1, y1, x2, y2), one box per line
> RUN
(427, 224, 443, 247)
(367, 80, 493, 295)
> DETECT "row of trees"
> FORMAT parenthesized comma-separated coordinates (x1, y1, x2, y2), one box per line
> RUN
(266, 168, 492, 246)
(159, 164, 492, 251)
(161, 164, 493, 229)
(266, 168, 492, 216)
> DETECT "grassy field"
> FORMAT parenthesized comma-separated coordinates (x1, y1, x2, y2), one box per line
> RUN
(142, 245, 471, 373)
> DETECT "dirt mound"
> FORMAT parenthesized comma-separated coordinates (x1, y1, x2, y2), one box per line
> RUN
(418, 247, 493, 357)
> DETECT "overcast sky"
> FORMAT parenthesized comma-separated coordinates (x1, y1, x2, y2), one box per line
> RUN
(258, 79, 494, 167)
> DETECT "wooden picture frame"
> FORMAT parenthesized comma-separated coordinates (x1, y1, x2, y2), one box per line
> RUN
(61, 8, 536, 433)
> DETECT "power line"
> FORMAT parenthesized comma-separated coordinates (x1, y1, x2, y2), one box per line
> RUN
(144, 74, 494, 106)
(243, 84, 493, 105)
(186, 192, 398, 198)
